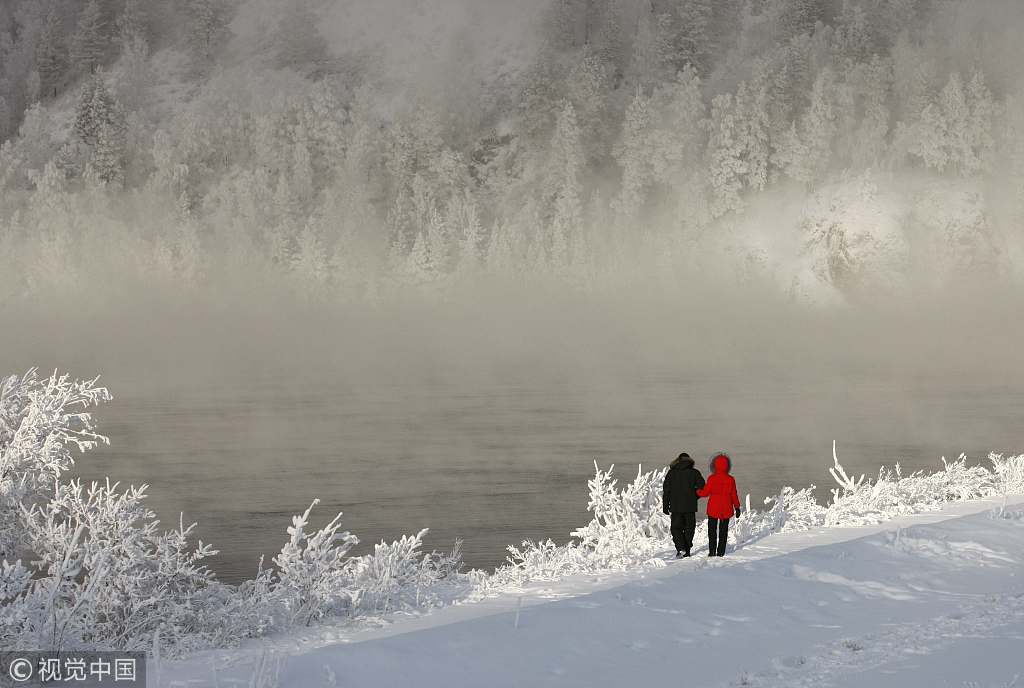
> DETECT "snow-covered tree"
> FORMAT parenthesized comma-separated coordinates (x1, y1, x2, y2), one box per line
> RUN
(450, 191, 484, 274)
(185, 0, 229, 69)
(74, 71, 119, 145)
(86, 112, 126, 186)
(665, 0, 715, 75)
(774, 0, 822, 40)
(70, 0, 107, 74)
(35, 9, 67, 99)
(909, 71, 994, 177)
(547, 102, 585, 268)
(735, 79, 771, 191)
(567, 52, 611, 160)
(648, 65, 705, 189)
(774, 68, 837, 185)
(705, 93, 746, 217)
(275, 0, 328, 69)
(116, 0, 147, 49)
(612, 86, 652, 219)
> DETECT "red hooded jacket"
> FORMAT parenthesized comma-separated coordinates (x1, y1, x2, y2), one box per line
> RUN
(697, 454, 740, 519)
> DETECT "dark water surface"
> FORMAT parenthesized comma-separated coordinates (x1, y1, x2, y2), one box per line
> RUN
(71, 368, 1024, 583)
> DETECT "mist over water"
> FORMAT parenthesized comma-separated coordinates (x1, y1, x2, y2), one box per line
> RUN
(4, 284, 1022, 581)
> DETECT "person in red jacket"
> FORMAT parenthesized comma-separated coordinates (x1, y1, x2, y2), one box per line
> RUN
(696, 453, 741, 556)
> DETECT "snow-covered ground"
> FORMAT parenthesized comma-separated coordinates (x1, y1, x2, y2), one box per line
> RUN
(159, 494, 1024, 688)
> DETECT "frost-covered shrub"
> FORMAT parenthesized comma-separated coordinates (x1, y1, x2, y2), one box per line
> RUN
(823, 446, 996, 527)
(0, 369, 111, 559)
(990, 452, 1024, 494)
(570, 463, 670, 570)
(4, 478, 224, 653)
(348, 531, 466, 615)
(271, 500, 359, 626)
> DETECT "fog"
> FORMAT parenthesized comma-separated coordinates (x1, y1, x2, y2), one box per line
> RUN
(3, 280, 1022, 578)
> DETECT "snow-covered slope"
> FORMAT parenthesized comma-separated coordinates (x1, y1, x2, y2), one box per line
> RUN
(159, 494, 1024, 688)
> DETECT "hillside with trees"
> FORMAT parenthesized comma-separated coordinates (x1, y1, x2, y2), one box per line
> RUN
(1, 0, 1022, 304)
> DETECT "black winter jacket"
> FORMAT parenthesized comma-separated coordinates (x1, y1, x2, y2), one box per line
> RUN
(662, 456, 706, 514)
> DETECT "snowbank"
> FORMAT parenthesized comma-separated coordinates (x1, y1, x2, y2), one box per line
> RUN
(161, 494, 1024, 688)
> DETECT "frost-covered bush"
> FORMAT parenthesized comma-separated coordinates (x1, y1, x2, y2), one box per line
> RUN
(0, 369, 111, 559)
(823, 445, 996, 527)
(570, 463, 671, 569)
(4, 478, 229, 653)
(990, 452, 1024, 494)
(271, 499, 359, 626)
(348, 531, 466, 615)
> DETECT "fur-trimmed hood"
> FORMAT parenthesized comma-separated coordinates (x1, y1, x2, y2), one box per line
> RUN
(671, 454, 695, 469)
(709, 452, 733, 474)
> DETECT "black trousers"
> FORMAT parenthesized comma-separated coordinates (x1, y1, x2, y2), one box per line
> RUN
(670, 512, 696, 553)
(708, 517, 730, 556)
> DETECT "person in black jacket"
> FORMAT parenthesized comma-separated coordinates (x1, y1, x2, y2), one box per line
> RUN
(662, 452, 705, 557)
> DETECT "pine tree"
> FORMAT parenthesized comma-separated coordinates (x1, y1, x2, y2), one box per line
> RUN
(891, 35, 933, 123)
(800, 68, 838, 183)
(833, 0, 871, 64)
(71, 0, 107, 74)
(293, 221, 330, 285)
(593, 0, 624, 79)
(964, 71, 994, 176)
(627, 8, 660, 89)
(275, 0, 328, 68)
(705, 93, 746, 217)
(117, 0, 148, 50)
(405, 230, 435, 283)
(648, 65, 705, 189)
(567, 53, 610, 160)
(735, 79, 771, 191)
(668, 0, 714, 75)
(87, 113, 126, 186)
(548, 102, 584, 269)
(612, 86, 651, 219)
(74, 71, 122, 146)
(186, 0, 228, 68)
(35, 9, 67, 99)
(775, 0, 821, 40)
(848, 57, 892, 168)
(451, 191, 484, 273)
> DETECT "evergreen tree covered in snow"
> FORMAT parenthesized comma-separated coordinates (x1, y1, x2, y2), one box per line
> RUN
(548, 102, 585, 268)
(70, 0, 107, 74)
(35, 9, 67, 99)
(275, 0, 328, 69)
(185, 0, 229, 69)
(612, 86, 652, 219)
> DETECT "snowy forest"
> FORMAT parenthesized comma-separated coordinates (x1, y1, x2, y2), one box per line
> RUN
(1, 0, 1023, 305)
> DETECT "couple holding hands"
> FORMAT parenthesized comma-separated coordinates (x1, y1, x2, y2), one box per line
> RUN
(662, 452, 741, 558)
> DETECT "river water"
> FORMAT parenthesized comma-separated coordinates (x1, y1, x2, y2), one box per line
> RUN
(76, 367, 1024, 582)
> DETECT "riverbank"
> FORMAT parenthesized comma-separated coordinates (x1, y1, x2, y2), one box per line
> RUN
(159, 493, 1024, 687)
